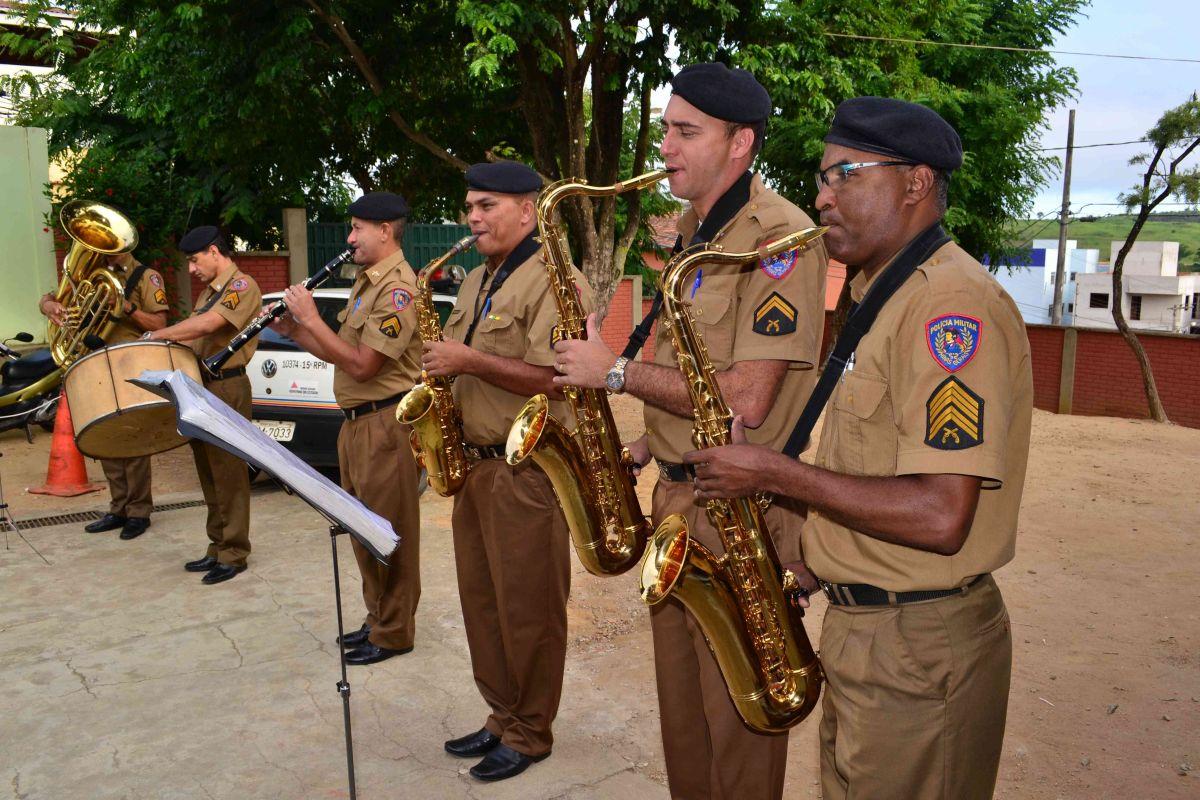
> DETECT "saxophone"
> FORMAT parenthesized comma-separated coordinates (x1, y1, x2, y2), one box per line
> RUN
(505, 169, 669, 576)
(395, 234, 479, 497)
(638, 227, 828, 733)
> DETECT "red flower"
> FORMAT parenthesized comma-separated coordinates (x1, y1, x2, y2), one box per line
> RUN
(43, 227, 49, 232)
(105, 188, 114, 196)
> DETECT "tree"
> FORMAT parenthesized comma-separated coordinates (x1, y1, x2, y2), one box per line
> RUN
(1111, 95, 1200, 423)
(5, 0, 1086, 314)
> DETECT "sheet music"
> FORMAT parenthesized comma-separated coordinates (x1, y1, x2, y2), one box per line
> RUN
(131, 369, 399, 561)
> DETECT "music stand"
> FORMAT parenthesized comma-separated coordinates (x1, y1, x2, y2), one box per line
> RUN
(132, 370, 399, 800)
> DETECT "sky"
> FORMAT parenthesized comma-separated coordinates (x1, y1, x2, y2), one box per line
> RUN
(1030, 0, 1200, 218)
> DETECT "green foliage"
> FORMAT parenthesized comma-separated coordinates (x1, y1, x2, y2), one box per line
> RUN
(1121, 94, 1200, 212)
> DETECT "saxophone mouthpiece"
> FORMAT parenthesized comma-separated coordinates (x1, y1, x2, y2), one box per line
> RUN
(457, 233, 481, 253)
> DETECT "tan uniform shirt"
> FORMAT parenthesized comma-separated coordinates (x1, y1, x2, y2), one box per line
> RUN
(333, 250, 422, 407)
(804, 241, 1033, 591)
(190, 263, 262, 366)
(646, 173, 827, 461)
(108, 261, 169, 344)
(444, 241, 595, 445)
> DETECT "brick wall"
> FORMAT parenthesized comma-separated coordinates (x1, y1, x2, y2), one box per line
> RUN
(598, 278, 637, 355)
(1025, 325, 1065, 412)
(187, 253, 290, 303)
(1070, 327, 1200, 428)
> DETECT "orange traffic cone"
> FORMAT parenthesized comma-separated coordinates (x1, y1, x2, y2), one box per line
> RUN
(28, 390, 103, 497)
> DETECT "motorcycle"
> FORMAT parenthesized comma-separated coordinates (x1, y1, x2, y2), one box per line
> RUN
(0, 333, 62, 442)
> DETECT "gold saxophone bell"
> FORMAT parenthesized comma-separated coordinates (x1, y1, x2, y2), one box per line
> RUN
(48, 199, 140, 366)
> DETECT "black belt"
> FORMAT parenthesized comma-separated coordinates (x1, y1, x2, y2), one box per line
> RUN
(463, 442, 506, 461)
(203, 366, 246, 384)
(342, 391, 407, 420)
(820, 574, 986, 607)
(656, 460, 695, 482)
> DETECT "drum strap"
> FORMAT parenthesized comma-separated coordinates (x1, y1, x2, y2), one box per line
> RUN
(123, 264, 150, 302)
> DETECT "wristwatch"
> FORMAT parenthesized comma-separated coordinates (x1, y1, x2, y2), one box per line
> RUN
(605, 356, 631, 394)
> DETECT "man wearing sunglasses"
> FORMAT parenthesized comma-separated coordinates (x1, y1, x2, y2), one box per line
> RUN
(685, 97, 1033, 799)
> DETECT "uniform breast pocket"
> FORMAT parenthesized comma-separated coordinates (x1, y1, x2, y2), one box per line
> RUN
(477, 306, 522, 357)
(443, 307, 467, 340)
(831, 370, 896, 475)
(692, 291, 734, 367)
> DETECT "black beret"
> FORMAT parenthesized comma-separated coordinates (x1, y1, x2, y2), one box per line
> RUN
(465, 161, 542, 194)
(347, 191, 409, 221)
(179, 225, 220, 254)
(825, 97, 963, 172)
(670, 62, 771, 124)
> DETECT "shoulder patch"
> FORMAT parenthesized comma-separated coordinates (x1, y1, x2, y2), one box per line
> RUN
(392, 288, 412, 311)
(231, 278, 248, 292)
(753, 292, 797, 336)
(926, 314, 981, 373)
(926, 377, 983, 450)
(220, 291, 240, 311)
(760, 243, 798, 280)
(379, 313, 401, 338)
(149, 272, 162, 288)
(154, 289, 167, 305)
(550, 323, 560, 349)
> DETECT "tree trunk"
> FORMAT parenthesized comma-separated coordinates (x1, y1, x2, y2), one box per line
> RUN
(1109, 240, 1170, 423)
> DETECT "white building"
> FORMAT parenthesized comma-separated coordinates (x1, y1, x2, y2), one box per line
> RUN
(990, 238, 1101, 325)
(1074, 241, 1199, 334)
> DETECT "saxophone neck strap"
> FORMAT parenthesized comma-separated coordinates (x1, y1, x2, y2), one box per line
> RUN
(780, 222, 952, 459)
(465, 230, 540, 346)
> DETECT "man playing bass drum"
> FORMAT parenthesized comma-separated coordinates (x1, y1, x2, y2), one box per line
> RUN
(272, 192, 422, 665)
(423, 161, 594, 783)
(552, 63, 828, 800)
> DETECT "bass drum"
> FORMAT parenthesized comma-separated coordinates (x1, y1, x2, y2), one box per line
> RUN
(64, 340, 203, 458)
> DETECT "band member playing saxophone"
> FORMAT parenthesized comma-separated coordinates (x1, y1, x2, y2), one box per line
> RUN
(424, 161, 594, 783)
(148, 226, 261, 584)
(552, 63, 827, 800)
(272, 192, 422, 665)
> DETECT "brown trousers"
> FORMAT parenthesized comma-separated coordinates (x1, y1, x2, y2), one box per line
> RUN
(650, 478, 807, 800)
(101, 455, 152, 518)
(819, 574, 1011, 800)
(189, 375, 252, 567)
(451, 458, 570, 757)
(337, 408, 421, 651)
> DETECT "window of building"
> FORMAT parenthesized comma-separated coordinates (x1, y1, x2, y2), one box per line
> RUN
(1194, 293, 1199, 315)
(1067, 302, 1074, 313)
(1130, 294, 1142, 321)
(1089, 292, 1109, 309)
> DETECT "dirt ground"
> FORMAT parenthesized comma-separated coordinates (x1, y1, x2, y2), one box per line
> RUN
(1, 398, 1197, 799)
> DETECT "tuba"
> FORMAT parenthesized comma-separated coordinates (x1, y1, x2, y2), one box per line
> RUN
(638, 228, 827, 733)
(505, 170, 669, 576)
(47, 200, 139, 366)
(396, 234, 478, 497)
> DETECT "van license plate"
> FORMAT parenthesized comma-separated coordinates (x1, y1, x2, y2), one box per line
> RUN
(253, 420, 296, 442)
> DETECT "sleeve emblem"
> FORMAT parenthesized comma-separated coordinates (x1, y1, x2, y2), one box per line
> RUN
(220, 291, 240, 311)
(231, 278, 248, 292)
(550, 323, 560, 348)
(753, 292, 797, 336)
(926, 314, 981, 372)
(393, 288, 413, 311)
(759, 243, 798, 280)
(154, 289, 167, 305)
(379, 313, 401, 338)
(926, 377, 983, 450)
(149, 273, 162, 287)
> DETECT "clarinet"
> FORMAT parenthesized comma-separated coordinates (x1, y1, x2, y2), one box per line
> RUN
(203, 248, 355, 376)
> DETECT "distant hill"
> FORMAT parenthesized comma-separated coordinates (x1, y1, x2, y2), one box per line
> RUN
(1010, 214, 1200, 271)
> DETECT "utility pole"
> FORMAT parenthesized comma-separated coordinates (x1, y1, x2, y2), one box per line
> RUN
(1051, 108, 1076, 325)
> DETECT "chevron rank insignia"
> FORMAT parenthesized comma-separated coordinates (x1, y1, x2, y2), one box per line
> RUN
(220, 291, 239, 311)
(154, 289, 167, 305)
(925, 377, 983, 450)
(550, 323, 560, 348)
(753, 292, 797, 336)
(379, 313, 401, 338)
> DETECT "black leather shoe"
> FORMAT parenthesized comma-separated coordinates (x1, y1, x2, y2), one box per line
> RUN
(343, 642, 412, 665)
(469, 744, 549, 782)
(184, 555, 218, 572)
(201, 563, 246, 584)
(337, 624, 371, 649)
(84, 513, 125, 533)
(118, 517, 151, 540)
(444, 728, 500, 758)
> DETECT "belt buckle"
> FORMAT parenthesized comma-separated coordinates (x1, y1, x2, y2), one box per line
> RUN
(819, 580, 838, 605)
(463, 444, 481, 461)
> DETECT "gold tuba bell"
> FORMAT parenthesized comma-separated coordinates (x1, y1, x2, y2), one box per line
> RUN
(47, 199, 139, 366)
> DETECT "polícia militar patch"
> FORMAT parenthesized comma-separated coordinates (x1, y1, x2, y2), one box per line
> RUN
(926, 314, 981, 373)
(759, 245, 798, 280)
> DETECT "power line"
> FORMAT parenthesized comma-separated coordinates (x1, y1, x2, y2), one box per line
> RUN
(1039, 138, 1150, 151)
(823, 31, 1200, 65)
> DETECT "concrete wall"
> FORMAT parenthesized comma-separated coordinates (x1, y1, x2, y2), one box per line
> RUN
(1112, 240, 1178, 276)
(0, 125, 57, 340)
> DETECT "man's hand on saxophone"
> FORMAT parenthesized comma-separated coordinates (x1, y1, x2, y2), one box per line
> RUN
(421, 338, 476, 378)
(551, 312, 612, 389)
